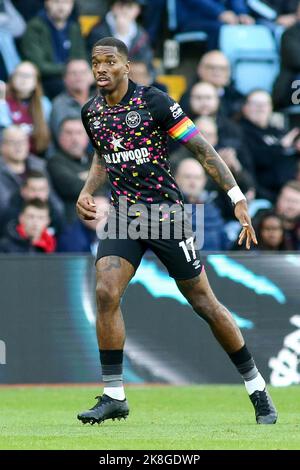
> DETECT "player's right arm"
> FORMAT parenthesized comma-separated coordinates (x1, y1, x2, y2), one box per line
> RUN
(76, 151, 107, 221)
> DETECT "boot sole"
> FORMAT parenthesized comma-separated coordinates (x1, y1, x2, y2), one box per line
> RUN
(77, 411, 129, 425)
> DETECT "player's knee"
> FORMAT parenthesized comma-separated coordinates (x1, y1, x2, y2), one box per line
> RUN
(189, 294, 219, 324)
(96, 281, 120, 313)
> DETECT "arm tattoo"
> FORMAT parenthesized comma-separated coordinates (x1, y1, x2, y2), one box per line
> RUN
(185, 133, 237, 192)
(81, 151, 107, 195)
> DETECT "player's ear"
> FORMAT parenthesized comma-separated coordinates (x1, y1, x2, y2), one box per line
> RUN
(124, 61, 130, 75)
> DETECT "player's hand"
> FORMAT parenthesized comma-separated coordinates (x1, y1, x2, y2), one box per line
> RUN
(76, 192, 97, 221)
(234, 199, 258, 250)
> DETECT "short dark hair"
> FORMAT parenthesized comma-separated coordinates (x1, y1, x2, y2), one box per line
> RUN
(23, 170, 47, 186)
(21, 198, 49, 213)
(93, 37, 129, 60)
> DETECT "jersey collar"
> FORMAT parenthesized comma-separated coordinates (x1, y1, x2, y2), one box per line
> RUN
(119, 79, 137, 105)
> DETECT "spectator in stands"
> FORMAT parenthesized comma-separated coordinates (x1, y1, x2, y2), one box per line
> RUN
(20, 0, 86, 98)
(0, 0, 26, 82)
(0, 0, 26, 38)
(180, 51, 244, 118)
(129, 58, 167, 91)
(0, 0, 25, 81)
(0, 198, 56, 253)
(87, 0, 153, 68)
(12, 0, 78, 22)
(57, 195, 110, 254)
(143, 0, 165, 47)
(186, 81, 251, 167)
(0, 44, 18, 85)
(0, 125, 48, 217)
(0, 170, 65, 236)
(239, 89, 299, 201)
(176, 0, 255, 50)
(272, 1, 300, 109)
(12, 1, 43, 21)
(188, 82, 220, 119)
(47, 117, 92, 223)
(0, 63, 51, 155)
(254, 210, 290, 250)
(195, 51, 244, 116)
(175, 157, 229, 250)
(275, 180, 300, 249)
(50, 59, 94, 143)
(251, 0, 299, 28)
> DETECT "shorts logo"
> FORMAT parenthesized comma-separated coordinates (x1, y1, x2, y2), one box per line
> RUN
(193, 260, 201, 269)
(126, 111, 141, 128)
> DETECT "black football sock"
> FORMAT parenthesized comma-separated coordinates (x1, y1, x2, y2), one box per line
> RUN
(228, 344, 265, 395)
(99, 349, 125, 400)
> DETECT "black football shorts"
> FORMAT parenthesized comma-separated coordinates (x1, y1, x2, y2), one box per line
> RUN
(96, 213, 203, 280)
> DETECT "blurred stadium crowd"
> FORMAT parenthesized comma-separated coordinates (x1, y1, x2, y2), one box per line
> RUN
(0, 0, 300, 254)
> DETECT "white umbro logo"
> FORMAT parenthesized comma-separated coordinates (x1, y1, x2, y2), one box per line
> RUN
(193, 260, 201, 269)
(93, 120, 101, 129)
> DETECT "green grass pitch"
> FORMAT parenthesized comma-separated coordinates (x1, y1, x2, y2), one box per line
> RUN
(1, 385, 299, 450)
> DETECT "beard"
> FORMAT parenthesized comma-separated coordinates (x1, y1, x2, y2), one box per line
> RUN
(99, 87, 110, 96)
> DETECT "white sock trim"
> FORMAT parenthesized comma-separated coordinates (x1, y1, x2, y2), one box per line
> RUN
(103, 386, 125, 401)
(244, 372, 266, 395)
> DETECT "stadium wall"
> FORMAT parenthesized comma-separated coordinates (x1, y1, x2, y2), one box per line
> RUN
(0, 253, 299, 386)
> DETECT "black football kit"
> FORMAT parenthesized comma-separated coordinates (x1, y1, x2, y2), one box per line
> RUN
(81, 80, 203, 279)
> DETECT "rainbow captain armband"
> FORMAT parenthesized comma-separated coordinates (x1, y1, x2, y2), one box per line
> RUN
(168, 116, 199, 143)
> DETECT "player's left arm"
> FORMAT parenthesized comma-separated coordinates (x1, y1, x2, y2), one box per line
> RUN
(145, 88, 257, 249)
(185, 132, 235, 192)
(184, 132, 257, 249)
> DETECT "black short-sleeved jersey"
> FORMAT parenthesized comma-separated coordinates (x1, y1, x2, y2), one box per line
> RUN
(81, 80, 199, 209)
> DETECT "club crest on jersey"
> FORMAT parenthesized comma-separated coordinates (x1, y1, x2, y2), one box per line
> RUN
(125, 111, 141, 128)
